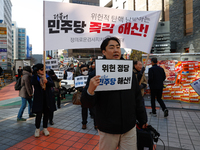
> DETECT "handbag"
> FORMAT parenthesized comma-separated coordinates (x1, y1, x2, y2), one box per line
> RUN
(72, 91, 82, 105)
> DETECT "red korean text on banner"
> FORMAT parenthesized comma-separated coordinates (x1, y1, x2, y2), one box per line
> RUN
(89, 22, 115, 33)
(118, 23, 149, 37)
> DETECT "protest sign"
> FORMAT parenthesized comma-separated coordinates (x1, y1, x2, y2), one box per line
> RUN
(54, 71, 64, 79)
(95, 59, 133, 91)
(75, 76, 88, 88)
(44, 59, 59, 70)
(44, 1, 160, 54)
(191, 79, 200, 96)
(66, 72, 73, 80)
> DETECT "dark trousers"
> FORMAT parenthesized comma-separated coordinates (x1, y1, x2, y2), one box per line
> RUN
(35, 105, 50, 129)
(49, 111, 54, 122)
(81, 106, 96, 126)
(56, 90, 61, 108)
(150, 89, 167, 113)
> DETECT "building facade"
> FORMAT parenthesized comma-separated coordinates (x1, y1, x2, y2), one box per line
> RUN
(0, 0, 12, 71)
(18, 28, 27, 59)
(12, 21, 18, 62)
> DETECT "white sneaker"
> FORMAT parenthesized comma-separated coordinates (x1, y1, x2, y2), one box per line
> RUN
(43, 128, 50, 136)
(35, 129, 40, 138)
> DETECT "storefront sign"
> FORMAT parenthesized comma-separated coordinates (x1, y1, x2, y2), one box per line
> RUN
(95, 59, 133, 91)
(74, 75, 88, 88)
(44, 1, 160, 54)
(0, 48, 7, 52)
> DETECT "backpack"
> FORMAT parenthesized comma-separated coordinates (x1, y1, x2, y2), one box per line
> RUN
(15, 77, 22, 90)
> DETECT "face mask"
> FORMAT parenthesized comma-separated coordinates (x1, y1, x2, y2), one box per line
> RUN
(82, 71, 88, 75)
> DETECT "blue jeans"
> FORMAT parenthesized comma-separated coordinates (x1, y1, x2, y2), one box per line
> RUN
(17, 97, 33, 119)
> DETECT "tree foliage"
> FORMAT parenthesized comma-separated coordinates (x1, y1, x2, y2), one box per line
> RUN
(129, 49, 143, 61)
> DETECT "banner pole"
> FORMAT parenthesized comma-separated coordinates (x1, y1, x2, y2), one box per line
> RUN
(43, 1, 46, 90)
(139, 53, 150, 85)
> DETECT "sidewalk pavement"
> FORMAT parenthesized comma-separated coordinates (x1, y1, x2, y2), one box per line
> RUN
(0, 83, 200, 150)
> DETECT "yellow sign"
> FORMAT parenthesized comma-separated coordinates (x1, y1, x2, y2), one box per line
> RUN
(0, 27, 7, 35)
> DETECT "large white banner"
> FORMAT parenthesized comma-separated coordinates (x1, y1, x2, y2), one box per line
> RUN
(44, 1, 160, 53)
(95, 59, 133, 91)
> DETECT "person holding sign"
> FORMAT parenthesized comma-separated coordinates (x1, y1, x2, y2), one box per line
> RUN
(75, 64, 96, 130)
(31, 64, 57, 138)
(81, 37, 147, 150)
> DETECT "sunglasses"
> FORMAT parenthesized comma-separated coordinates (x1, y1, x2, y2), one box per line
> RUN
(82, 69, 88, 72)
(40, 68, 44, 71)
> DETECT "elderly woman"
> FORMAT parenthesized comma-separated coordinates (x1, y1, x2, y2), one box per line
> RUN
(31, 63, 56, 138)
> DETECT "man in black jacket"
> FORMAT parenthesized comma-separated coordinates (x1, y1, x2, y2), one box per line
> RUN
(81, 37, 147, 150)
(148, 57, 168, 117)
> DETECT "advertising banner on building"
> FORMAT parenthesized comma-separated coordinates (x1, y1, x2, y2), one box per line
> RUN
(0, 27, 7, 35)
(44, 1, 160, 54)
(95, 59, 133, 91)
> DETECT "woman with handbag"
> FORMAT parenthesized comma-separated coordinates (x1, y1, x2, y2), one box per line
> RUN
(76, 64, 97, 130)
(31, 64, 57, 137)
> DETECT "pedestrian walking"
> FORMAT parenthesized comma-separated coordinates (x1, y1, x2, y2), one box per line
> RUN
(31, 63, 57, 137)
(81, 37, 147, 150)
(17, 66, 35, 121)
(17, 66, 23, 80)
(148, 57, 169, 117)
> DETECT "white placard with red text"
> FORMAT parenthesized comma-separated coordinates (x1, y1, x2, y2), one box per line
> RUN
(44, 1, 161, 53)
(95, 59, 133, 91)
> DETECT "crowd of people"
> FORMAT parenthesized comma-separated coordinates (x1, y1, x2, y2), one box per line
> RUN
(15, 37, 168, 149)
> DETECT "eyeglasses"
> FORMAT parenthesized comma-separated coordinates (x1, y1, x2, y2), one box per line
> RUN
(82, 69, 88, 72)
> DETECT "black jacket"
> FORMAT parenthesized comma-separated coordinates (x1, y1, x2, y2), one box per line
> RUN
(81, 70, 147, 134)
(148, 64, 166, 89)
(31, 74, 57, 113)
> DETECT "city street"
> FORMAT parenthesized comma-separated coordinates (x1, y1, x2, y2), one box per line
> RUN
(0, 82, 200, 150)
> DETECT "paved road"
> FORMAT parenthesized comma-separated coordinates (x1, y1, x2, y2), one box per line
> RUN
(0, 83, 200, 150)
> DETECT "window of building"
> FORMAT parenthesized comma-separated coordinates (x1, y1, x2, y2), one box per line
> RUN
(123, 1, 126, 9)
(184, 0, 193, 35)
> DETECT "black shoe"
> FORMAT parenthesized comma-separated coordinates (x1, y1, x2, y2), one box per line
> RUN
(164, 109, 169, 117)
(149, 112, 157, 117)
(29, 114, 36, 118)
(82, 124, 86, 129)
(49, 121, 54, 125)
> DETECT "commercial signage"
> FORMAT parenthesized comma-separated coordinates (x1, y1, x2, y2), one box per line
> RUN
(0, 27, 7, 35)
